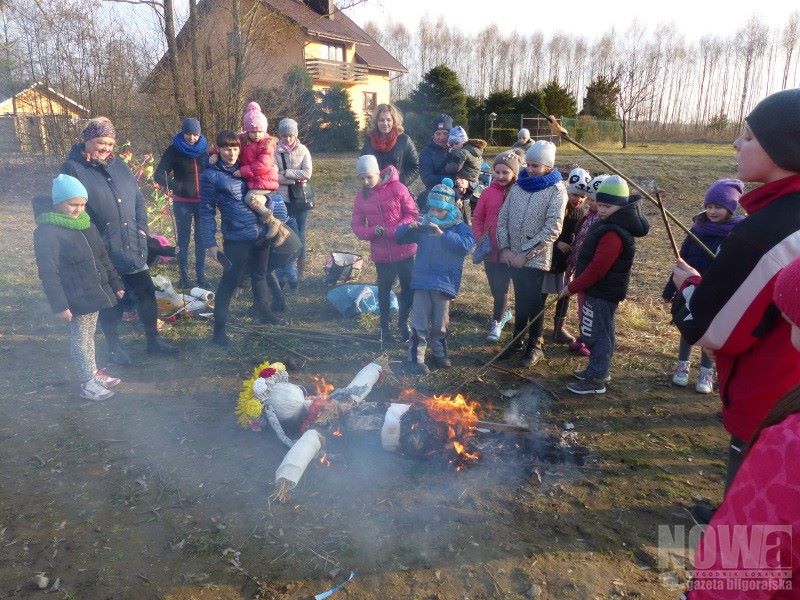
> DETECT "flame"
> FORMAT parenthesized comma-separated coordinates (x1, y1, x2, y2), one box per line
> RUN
(319, 452, 331, 467)
(420, 393, 481, 466)
(301, 377, 338, 430)
(332, 427, 343, 437)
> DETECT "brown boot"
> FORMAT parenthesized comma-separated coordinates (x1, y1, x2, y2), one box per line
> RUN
(552, 317, 575, 344)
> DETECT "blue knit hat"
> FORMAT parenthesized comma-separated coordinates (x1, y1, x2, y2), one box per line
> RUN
(426, 179, 461, 227)
(181, 117, 201, 136)
(52, 174, 88, 206)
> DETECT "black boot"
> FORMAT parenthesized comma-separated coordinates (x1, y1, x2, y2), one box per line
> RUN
(498, 331, 525, 360)
(266, 272, 286, 312)
(147, 336, 179, 355)
(520, 336, 544, 367)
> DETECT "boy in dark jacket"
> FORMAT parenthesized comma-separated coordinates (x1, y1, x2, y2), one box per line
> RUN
(560, 175, 650, 394)
(154, 117, 209, 288)
(34, 175, 126, 401)
(396, 182, 475, 374)
(662, 179, 744, 393)
(418, 114, 453, 210)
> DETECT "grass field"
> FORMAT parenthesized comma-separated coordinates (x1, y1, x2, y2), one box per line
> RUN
(0, 144, 739, 599)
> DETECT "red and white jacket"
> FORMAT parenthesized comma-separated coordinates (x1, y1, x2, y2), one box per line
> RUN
(673, 175, 800, 442)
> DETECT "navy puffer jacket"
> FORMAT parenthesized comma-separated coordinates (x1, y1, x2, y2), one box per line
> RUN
(61, 144, 149, 274)
(199, 160, 264, 247)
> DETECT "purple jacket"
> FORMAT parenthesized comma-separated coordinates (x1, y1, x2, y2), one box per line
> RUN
(351, 165, 419, 264)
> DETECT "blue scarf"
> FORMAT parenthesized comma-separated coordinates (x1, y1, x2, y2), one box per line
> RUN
(516, 168, 562, 193)
(172, 132, 208, 158)
(424, 200, 462, 229)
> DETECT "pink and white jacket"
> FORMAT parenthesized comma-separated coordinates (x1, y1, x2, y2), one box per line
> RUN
(351, 165, 418, 264)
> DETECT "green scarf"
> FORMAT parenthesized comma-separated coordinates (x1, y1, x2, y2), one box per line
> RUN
(37, 211, 91, 230)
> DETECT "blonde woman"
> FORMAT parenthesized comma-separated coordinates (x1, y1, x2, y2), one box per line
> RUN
(361, 103, 419, 187)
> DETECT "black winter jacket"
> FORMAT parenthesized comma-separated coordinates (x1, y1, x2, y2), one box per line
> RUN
(445, 140, 487, 184)
(575, 200, 650, 301)
(362, 133, 420, 187)
(550, 204, 587, 273)
(33, 203, 123, 315)
(419, 139, 450, 192)
(154, 144, 208, 200)
(61, 144, 149, 274)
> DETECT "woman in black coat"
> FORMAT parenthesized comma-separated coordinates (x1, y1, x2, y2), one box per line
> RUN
(61, 117, 179, 364)
(361, 103, 419, 188)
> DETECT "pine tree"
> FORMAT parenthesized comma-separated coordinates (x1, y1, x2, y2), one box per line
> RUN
(580, 75, 620, 120)
(541, 80, 577, 118)
(309, 84, 358, 152)
(407, 65, 467, 125)
(515, 90, 547, 114)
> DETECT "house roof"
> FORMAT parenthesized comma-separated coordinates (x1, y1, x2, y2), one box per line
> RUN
(142, 0, 405, 91)
(261, 0, 371, 45)
(0, 82, 89, 116)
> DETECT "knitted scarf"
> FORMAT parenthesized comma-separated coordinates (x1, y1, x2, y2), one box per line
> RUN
(369, 129, 399, 153)
(172, 132, 208, 158)
(425, 200, 462, 229)
(37, 211, 91, 230)
(516, 168, 562, 193)
(691, 211, 745, 237)
(277, 138, 298, 154)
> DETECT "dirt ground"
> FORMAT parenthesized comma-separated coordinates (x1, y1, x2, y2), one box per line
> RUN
(0, 148, 737, 599)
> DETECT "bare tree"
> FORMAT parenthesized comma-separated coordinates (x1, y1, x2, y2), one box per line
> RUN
(736, 16, 769, 123)
(781, 12, 800, 88)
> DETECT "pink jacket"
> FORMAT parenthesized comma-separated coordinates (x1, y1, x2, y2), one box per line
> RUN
(351, 165, 418, 264)
(471, 180, 508, 263)
(238, 134, 279, 192)
(688, 412, 800, 599)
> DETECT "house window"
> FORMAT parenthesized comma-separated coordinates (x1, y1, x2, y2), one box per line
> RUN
(363, 92, 377, 114)
(322, 43, 344, 62)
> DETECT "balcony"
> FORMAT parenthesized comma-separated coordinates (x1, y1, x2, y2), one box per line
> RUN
(305, 58, 368, 84)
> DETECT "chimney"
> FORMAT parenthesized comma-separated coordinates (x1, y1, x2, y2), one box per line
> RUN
(304, 0, 334, 18)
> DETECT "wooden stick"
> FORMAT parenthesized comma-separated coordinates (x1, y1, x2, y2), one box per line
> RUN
(532, 106, 715, 258)
(655, 189, 681, 259)
(475, 420, 531, 434)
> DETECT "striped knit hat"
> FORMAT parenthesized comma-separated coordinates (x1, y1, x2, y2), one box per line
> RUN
(595, 175, 630, 206)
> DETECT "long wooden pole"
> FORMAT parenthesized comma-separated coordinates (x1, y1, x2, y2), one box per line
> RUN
(533, 107, 715, 259)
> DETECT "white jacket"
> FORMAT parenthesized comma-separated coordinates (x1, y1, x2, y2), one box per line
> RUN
(496, 180, 568, 270)
(275, 142, 313, 205)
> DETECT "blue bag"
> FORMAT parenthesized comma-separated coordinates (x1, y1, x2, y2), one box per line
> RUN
(472, 233, 492, 264)
(326, 284, 398, 317)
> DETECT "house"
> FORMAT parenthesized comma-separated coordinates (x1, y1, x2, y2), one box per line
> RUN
(0, 82, 89, 153)
(141, 0, 406, 130)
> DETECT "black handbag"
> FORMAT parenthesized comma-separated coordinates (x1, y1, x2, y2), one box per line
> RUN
(280, 153, 315, 210)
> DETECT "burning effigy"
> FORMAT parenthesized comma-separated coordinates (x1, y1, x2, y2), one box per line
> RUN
(235, 358, 387, 500)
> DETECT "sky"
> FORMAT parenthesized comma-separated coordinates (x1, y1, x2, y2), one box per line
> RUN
(345, 0, 799, 40)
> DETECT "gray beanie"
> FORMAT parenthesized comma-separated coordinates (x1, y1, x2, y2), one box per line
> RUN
(278, 118, 299, 136)
(745, 88, 800, 173)
(525, 140, 556, 168)
(518, 128, 530, 141)
(356, 154, 380, 175)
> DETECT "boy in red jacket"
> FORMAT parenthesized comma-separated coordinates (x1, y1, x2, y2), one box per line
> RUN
(672, 88, 800, 506)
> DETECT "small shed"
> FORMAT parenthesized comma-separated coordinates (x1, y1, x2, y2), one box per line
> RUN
(0, 82, 90, 153)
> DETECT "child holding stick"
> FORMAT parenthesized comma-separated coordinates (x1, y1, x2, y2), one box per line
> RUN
(672, 88, 800, 500)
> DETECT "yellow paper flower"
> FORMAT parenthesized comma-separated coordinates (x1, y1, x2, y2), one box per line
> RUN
(235, 359, 275, 429)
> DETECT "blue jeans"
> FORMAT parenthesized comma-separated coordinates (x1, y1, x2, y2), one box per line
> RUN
(287, 205, 309, 260)
(580, 295, 618, 380)
(173, 201, 205, 282)
(678, 335, 713, 367)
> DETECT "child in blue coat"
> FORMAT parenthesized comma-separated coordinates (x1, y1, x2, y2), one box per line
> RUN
(662, 179, 745, 393)
(396, 179, 475, 374)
